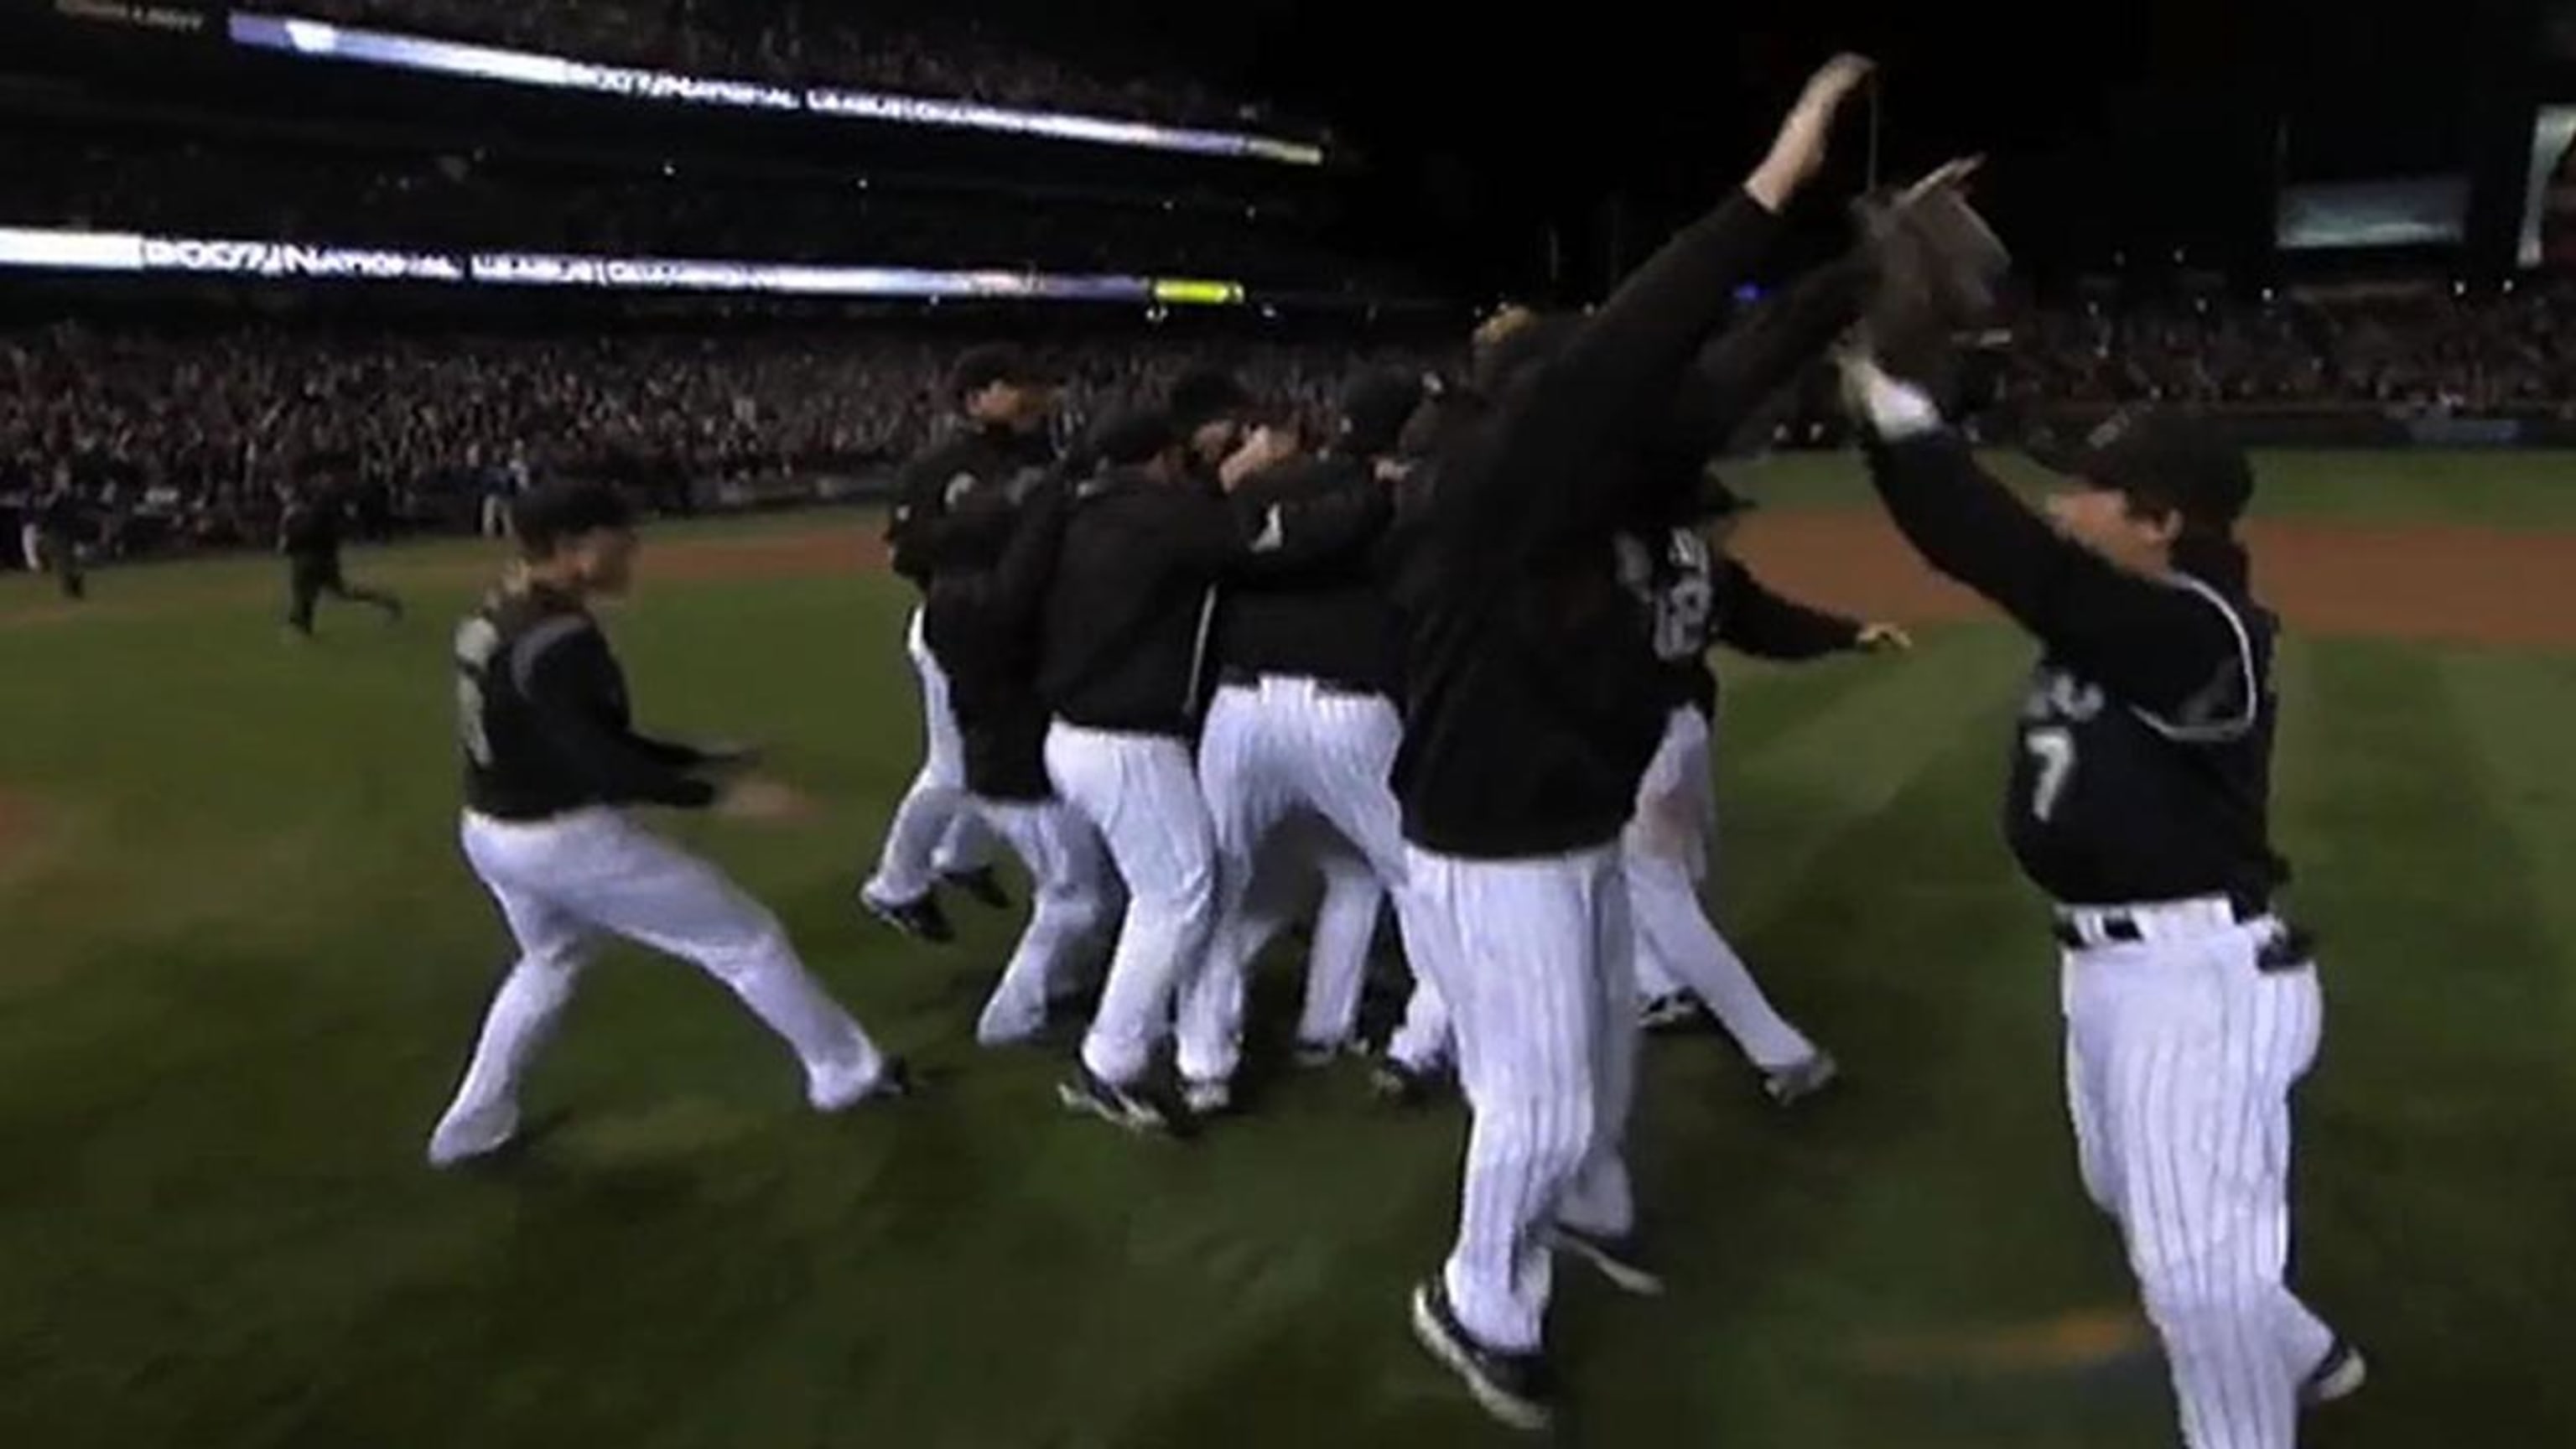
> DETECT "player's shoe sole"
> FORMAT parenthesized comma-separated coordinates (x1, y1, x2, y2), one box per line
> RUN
(813, 1056, 913, 1113)
(1369, 1057, 1451, 1108)
(859, 888, 954, 944)
(1408, 1279, 1553, 1432)
(1550, 1225, 1666, 1296)
(2302, 1338, 2368, 1408)
(1057, 1067, 1182, 1136)
(1639, 992, 1706, 1033)
(1763, 1050, 1841, 1108)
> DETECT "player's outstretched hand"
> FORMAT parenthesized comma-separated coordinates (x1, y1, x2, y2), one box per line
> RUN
(696, 740, 765, 774)
(1857, 622, 1914, 653)
(1220, 424, 1303, 491)
(714, 776, 816, 824)
(1749, 53, 1876, 210)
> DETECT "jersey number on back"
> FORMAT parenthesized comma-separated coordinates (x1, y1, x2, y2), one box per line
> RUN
(2024, 727, 2077, 822)
(454, 618, 501, 767)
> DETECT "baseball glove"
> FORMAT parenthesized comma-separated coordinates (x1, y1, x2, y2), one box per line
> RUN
(1857, 163, 2012, 409)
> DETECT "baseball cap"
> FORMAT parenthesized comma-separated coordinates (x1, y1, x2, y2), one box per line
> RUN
(2030, 409, 2255, 532)
(1089, 408, 1181, 467)
(1168, 369, 1254, 429)
(512, 480, 634, 556)
(952, 343, 1052, 399)
(1337, 369, 1428, 459)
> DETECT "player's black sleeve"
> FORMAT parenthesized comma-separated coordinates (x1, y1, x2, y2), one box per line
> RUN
(1714, 558, 1865, 660)
(1665, 254, 1871, 460)
(1470, 193, 1785, 553)
(885, 441, 998, 585)
(1151, 471, 1394, 579)
(518, 629, 719, 809)
(1221, 459, 1394, 581)
(1861, 432, 2243, 715)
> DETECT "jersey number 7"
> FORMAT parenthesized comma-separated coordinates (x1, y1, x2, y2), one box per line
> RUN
(2024, 727, 2076, 822)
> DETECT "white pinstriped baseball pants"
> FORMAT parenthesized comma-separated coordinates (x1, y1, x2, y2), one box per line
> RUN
(864, 608, 1000, 905)
(1627, 706, 1818, 1070)
(969, 797, 1114, 1046)
(2061, 914, 2333, 1449)
(1405, 841, 1638, 1353)
(1046, 721, 1217, 1086)
(1177, 679, 1442, 1087)
(1384, 706, 1819, 1075)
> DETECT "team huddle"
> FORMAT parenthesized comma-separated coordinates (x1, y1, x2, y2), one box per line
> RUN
(430, 56, 2360, 1447)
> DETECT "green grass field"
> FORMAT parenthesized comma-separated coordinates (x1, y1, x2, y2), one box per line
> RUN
(2, 452, 2572, 1447)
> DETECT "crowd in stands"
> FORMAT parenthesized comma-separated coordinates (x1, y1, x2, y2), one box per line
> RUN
(3, 132, 1381, 288)
(288, 0, 1309, 137)
(0, 324, 1440, 558)
(2001, 283, 2576, 413)
(8, 279, 2575, 569)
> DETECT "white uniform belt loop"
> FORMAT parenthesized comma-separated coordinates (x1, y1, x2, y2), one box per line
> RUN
(2053, 895, 2264, 950)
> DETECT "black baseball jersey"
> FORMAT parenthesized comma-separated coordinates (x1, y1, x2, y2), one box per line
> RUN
(1213, 454, 1403, 698)
(932, 478, 1072, 802)
(886, 421, 1057, 589)
(1863, 432, 2288, 906)
(454, 584, 717, 820)
(2007, 575, 2280, 905)
(1624, 527, 1863, 718)
(1393, 194, 1786, 859)
(1040, 465, 1389, 738)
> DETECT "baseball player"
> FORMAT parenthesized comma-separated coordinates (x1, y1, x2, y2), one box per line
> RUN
(860, 345, 1058, 943)
(279, 480, 403, 637)
(429, 480, 904, 1167)
(914, 461, 1116, 1046)
(25, 467, 86, 601)
(1037, 408, 1389, 1133)
(1176, 371, 1441, 1113)
(1838, 355, 2360, 1446)
(1620, 476, 1909, 1102)
(1389, 55, 1875, 1431)
(1379, 249, 1904, 1109)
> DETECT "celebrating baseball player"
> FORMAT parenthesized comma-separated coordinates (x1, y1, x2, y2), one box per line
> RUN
(1385, 55, 1877, 1431)
(1036, 408, 1389, 1134)
(429, 480, 905, 1168)
(1176, 369, 1441, 1112)
(911, 460, 1118, 1047)
(1836, 174, 2359, 1446)
(1619, 475, 1908, 1102)
(860, 344, 1060, 943)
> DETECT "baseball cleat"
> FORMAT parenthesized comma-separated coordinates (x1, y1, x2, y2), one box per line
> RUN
(1057, 1067, 1181, 1136)
(813, 1056, 913, 1113)
(2301, 1338, 2368, 1408)
(859, 888, 954, 945)
(1369, 1056, 1451, 1108)
(1409, 1278, 1555, 1432)
(1550, 1224, 1666, 1296)
(1639, 992, 1704, 1033)
(940, 865, 1012, 912)
(1763, 1050, 1841, 1108)
(1182, 1077, 1234, 1117)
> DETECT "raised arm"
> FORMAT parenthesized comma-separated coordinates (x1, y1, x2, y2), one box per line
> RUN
(1665, 253, 1873, 460)
(1471, 55, 1877, 544)
(1840, 356, 2246, 717)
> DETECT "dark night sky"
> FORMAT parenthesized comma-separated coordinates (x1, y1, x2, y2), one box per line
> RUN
(966, 0, 2549, 294)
